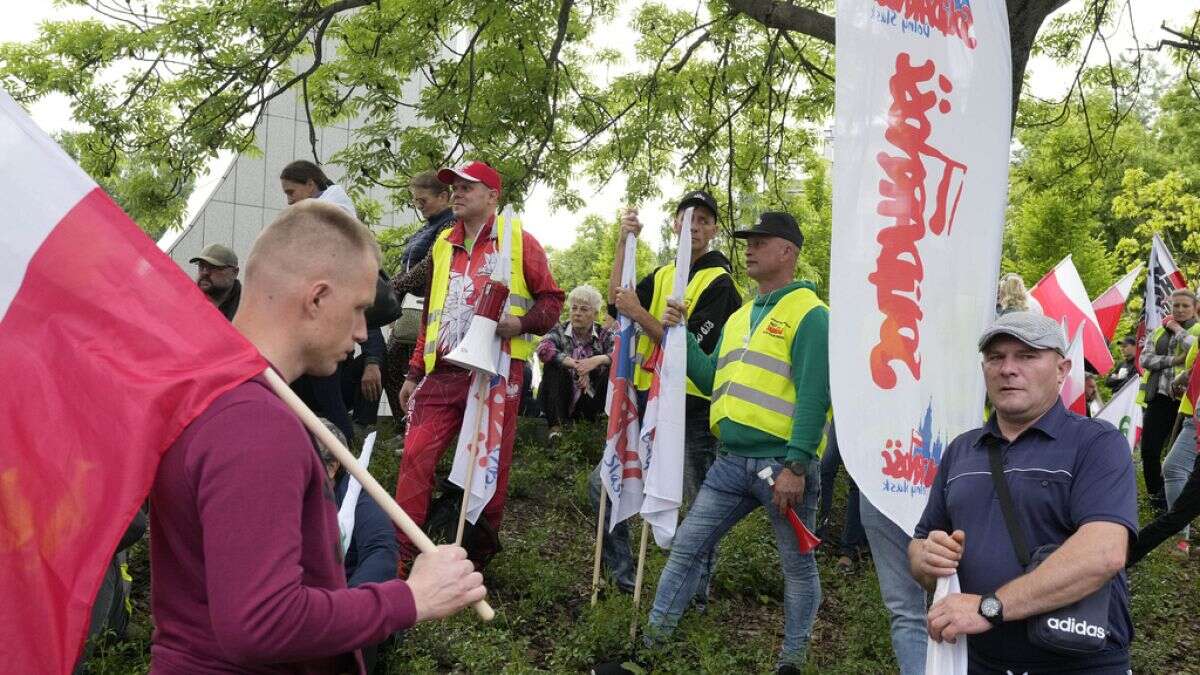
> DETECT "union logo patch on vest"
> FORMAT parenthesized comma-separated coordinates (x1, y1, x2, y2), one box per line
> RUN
(766, 318, 790, 338)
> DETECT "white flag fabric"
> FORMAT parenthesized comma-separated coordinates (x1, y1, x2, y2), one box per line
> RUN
(638, 208, 693, 548)
(830, 0, 1012, 534)
(601, 235, 646, 530)
(1029, 255, 1114, 375)
(925, 574, 968, 674)
(1096, 377, 1143, 453)
(449, 207, 518, 523)
(1059, 325, 1086, 415)
(1145, 234, 1186, 334)
(337, 431, 377, 556)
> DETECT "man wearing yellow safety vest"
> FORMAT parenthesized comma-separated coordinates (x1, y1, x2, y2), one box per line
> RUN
(589, 189, 742, 594)
(393, 161, 564, 567)
(1138, 289, 1200, 513)
(650, 211, 829, 674)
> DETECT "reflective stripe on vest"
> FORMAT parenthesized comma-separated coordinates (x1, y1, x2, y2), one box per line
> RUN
(633, 264, 733, 397)
(424, 214, 533, 372)
(1181, 340, 1200, 416)
(710, 286, 826, 441)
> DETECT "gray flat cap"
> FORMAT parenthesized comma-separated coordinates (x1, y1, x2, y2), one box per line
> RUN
(978, 311, 1067, 355)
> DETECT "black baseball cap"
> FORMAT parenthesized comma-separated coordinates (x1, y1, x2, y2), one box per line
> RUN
(733, 212, 804, 250)
(676, 189, 719, 220)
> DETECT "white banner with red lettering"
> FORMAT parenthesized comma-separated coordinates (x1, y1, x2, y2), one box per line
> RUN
(830, 0, 1012, 535)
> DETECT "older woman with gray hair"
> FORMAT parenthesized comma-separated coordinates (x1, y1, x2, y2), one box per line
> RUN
(536, 284, 614, 442)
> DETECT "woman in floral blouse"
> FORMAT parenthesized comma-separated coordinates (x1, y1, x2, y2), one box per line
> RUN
(536, 284, 614, 442)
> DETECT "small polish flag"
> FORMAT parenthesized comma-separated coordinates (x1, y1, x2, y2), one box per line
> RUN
(1060, 324, 1087, 415)
(1091, 265, 1142, 342)
(1030, 255, 1114, 375)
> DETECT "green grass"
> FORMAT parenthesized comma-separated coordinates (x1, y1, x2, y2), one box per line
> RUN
(82, 419, 1200, 673)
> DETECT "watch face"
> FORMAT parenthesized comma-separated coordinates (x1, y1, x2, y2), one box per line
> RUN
(980, 597, 1001, 618)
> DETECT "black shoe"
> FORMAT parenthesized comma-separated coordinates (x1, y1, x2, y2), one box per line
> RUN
(777, 665, 802, 675)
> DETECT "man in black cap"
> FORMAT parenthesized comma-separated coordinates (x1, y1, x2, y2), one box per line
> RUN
(190, 244, 242, 321)
(588, 190, 743, 595)
(604, 211, 828, 674)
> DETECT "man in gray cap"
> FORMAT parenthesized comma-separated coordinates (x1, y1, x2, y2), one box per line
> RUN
(190, 244, 241, 321)
(909, 311, 1137, 674)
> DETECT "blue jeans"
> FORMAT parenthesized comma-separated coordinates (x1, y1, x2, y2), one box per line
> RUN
(860, 494, 927, 675)
(589, 414, 720, 593)
(645, 454, 822, 668)
(817, 424, 867, 554)
(1163, 416, 1197, 539)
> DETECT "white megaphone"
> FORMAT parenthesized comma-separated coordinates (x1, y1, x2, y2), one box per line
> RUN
(444, 279, 510, 376)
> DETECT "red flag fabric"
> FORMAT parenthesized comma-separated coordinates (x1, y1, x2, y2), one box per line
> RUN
(0, 91, 267, 672)
(1029, 255, 1115, 375)
(1091, 265, 1142, 342)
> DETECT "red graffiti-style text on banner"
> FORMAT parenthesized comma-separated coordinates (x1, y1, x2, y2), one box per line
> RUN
(868, 53, 968, 390)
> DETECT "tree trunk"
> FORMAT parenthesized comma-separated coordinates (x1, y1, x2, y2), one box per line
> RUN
(728, 0, 1075, 123)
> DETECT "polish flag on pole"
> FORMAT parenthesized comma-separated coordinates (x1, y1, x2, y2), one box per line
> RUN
(1091, 265, 1142, 342)
(1096, 377, 1143, 453)
(0, 91, 267, 672)
(1060, 324, 1087, 415)
(1029, 255, 1115, 375)
(600, 235, 645, 530)
(638, 208, 692, 548)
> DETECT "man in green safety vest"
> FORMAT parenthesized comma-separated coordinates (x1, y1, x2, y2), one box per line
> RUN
(644, 211, 829, 674)
(589, 189, 742, 594)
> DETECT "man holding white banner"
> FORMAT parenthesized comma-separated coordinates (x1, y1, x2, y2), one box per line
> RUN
(644, 212, 828, 673)
(590, 190, 741, 593)
(911, 312, 1136, 674)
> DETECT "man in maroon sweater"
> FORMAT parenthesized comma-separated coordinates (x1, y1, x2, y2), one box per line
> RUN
(149, 200, 485, 674)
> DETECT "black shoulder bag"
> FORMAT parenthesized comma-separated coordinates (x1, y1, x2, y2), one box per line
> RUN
(365, 269, 401, 330)
(986, 439, 1111, 654)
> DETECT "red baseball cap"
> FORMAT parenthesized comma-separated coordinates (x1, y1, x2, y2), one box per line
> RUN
(437, 161, 502, 193)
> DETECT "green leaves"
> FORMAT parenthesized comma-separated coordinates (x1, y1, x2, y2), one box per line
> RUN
(1, 0, 834, 243)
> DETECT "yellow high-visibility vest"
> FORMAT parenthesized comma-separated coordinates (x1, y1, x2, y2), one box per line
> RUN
(633, 264, 734, 398)
(1137, 323, 1200, 407)
(424, 214, 534, 371)
(1180, 340, 1200, 417)
(711, 286, 825, 442)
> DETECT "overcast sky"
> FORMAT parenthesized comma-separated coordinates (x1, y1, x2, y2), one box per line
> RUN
(2, 1, 1194, 250)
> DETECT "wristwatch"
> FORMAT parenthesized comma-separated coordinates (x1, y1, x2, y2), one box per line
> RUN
(783, 461, 807, 477)
(979, 593, 1003, 626)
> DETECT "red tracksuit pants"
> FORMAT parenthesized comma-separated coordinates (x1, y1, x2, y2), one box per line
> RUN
(394, 361, 523, 560)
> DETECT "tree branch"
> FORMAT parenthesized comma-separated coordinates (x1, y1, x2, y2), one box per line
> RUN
(725, 0, 834, 45)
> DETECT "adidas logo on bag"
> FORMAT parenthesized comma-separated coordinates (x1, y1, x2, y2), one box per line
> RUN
(1045, 616, 1106, 640)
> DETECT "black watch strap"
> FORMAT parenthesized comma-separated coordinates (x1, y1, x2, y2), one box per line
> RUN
(784, 461, 807, 476)
(979, 593, 1004, 626)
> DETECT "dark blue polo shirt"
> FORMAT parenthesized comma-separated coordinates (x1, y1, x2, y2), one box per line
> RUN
(915, 400, 1138, 673)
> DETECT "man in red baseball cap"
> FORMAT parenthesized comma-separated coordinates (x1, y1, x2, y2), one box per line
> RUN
(436, 160, 503, 194)
(395, 160, 563, 568)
